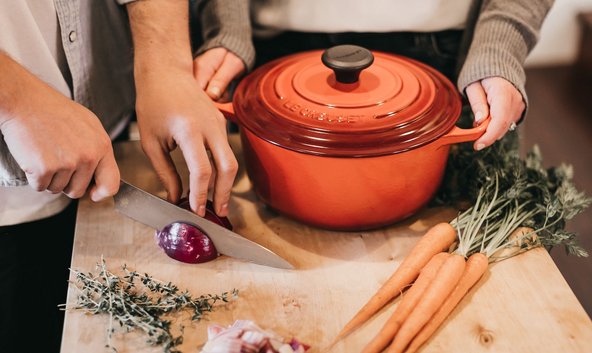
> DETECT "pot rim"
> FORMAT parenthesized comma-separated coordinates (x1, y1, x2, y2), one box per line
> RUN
(222, 48, 480, 157)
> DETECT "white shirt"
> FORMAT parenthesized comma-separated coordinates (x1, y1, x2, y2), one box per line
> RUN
(252, 0, 473, 34)
(0, 0, 72, 225)
(0, 0, 135, 226)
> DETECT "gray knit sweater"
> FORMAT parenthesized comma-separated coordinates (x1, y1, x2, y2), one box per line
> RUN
(203, 0, 554, 105)
(457, 0, 555, 108)
(0, 0, 553, 186)
(194, 0, 256, 71)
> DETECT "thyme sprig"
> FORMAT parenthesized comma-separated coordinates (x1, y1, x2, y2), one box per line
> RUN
(60, 258, 238, 353)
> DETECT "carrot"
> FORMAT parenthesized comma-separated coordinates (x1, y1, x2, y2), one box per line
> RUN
(361, 252, 450, 353)
(386, 253, 466, 353)
(404, 252, 489, 353)
(331, 222, 457, 345)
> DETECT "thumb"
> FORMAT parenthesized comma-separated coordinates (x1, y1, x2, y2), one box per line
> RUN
(205, 52, 245, 100)
(465, 81, 490, 125)
(89, 154, 121, 202)
(193, 48, 226, 90)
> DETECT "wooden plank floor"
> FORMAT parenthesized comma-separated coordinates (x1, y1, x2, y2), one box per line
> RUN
(521, 66, 592, 316)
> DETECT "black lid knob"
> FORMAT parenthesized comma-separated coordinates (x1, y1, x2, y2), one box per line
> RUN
(321, 45, 374, 84)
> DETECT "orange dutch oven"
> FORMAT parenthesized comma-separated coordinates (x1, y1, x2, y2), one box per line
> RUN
(217, 45, 488, 231)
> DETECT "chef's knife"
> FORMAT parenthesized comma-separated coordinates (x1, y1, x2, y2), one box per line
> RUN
(113, 180, 293, 269)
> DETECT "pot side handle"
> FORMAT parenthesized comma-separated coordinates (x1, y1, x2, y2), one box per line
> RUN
(437, 116, 491, 147)
(214, 101, 237, 124)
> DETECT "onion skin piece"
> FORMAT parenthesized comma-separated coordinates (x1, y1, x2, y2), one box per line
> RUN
(200, 320, 310, 353)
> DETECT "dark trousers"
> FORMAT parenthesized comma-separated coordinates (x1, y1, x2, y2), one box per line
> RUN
(253, 30, 464, 81)
(0, 200, 77, 353)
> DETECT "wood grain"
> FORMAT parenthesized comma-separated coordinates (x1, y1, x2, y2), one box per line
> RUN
(60, 136, 592, 353)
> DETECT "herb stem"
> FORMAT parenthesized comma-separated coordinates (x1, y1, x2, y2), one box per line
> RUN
(63, 259, 238, 353)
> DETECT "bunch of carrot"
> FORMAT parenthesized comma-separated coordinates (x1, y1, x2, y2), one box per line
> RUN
(327, 222, 489, 353)
(326, 137, 592, 352)
(328, 168, 568, 353)
(328, 176, 504, 353)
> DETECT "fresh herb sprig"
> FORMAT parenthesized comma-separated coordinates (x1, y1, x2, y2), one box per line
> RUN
(60, 258, 238, 353)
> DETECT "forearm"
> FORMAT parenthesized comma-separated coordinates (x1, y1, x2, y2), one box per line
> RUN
(457, 0, 555, 101)
(127, 0, 194, 80)
(0, 52, 67, 126)
(0, 53, 26, 185)
(0, 53, 31, 124)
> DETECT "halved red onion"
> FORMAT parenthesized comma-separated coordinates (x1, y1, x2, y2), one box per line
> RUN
(155, 199, 233, 264)
(156, 222, 218, 263)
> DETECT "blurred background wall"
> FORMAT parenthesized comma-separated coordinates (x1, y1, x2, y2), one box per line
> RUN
(520, 0, 592, 316)
(526, 0, 592, 66)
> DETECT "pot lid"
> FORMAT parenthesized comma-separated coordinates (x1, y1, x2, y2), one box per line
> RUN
(232, 45, 462, 157)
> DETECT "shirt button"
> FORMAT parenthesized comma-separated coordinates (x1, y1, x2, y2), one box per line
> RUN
(68, 31, 77, 43)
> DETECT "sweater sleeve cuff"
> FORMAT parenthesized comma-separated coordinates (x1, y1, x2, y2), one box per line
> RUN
(194, 0, 255, 71)
(457, 13, 537, 119)
(195, 34, 256, 72)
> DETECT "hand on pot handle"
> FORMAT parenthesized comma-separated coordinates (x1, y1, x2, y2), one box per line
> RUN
(465, 77, 525, 151)
(193, 47, 245, 101)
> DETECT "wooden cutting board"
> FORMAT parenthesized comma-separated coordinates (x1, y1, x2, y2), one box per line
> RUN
(60, 135, 592, 353)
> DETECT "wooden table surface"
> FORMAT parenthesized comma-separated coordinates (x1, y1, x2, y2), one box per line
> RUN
(61, 135, 592, 353)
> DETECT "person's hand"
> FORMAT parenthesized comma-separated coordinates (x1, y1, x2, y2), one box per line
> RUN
(465, 77, 525, 150)
(193, 47, 245, 101)
(127, 0, 238, 217)
(0, 73, 120, 201)
(134, 67, 238, 217)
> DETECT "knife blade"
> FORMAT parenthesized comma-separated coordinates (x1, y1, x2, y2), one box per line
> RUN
(113, 180, 293, 269)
